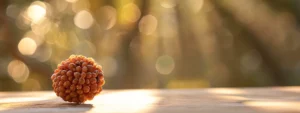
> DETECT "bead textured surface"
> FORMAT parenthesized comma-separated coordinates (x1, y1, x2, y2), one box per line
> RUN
(51, 55, 105, 104)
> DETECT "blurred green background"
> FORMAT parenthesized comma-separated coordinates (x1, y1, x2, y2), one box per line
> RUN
(1, 0, 300, 91)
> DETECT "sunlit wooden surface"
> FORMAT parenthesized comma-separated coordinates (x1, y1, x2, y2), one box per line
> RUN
(1, 87, 300, 113)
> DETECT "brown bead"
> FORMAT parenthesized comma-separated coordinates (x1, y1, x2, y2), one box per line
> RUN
(59, 81, 64, 86)
(61, 75, 67, 81)
(75, 61, 80, 65)
(63, 81, 71, 87)
(76, 84, 82, 89)
(65, 89, 71, 94)
(91, 88, 97, 93)
(79, 94, 84, 98)
(77, 89, 83, 94)
(87, 65, 94, 72)
(96, 65, 102, 70)
(82, 66, 88, 72)
(53, 78, 58, 82)
(51, 74, 56, 80)
(61, 61, 66, 65)
(81, 72, 86, 78)
(97, 87, 102, 93)
(80, 60, 84, 63)
(62, 61, 68, 66)
(72, 97, 78, 102)
(55, 82, 59, 87)
(86, 72, 92, 78)
(92, 73, 97, 78)
(100, 79, 105, 86)
(87, 59, 93, 64)
(85, 79, 90, 84)
(79, 78, 85, 84)
(98, 75, 104, 82)
(52, 84, 56, 88)
(95, 89, 100, 94)
(68, 63, 75, 70)
(52, 55, 105, 103)
(79, 95, 85, 102)
(57, 70, 62, 74)
(62, 97, 68, 101)
(87, 93, 94, 100)
(90, 78, 97, 84)
(58, 65, 63, 70)
(56, 76, 61, 81)
(70, 58, 75, 63)
(98, 71, 103, 76)
(90, 84, 97, 90)
(72, 78, 78, 84)
(65, 95, 71, 101)
(59, 92, 65, 97)
(54, 69, 60, 73)
(70, 84, 76, 91)
(70, 92, 78, 97)
(82, 62, 88, 67)
(68, 76, 73, 81)
(76, 66, 81, 72)
(61, 70, 66, 75)
(83, 86, 90, 93)
(55, 87, 59, 92)
(58, 86, 65, 92)
(95, 70, 99, 74)
(74, 72, 80, 78)
(97, 82, 102, 87)
(67, 70, 72, 76)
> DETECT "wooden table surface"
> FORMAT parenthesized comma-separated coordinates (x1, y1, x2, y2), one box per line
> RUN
(0, 87, 300, 113)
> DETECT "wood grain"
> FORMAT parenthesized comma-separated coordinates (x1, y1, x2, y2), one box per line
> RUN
(0, 87, 300, 113)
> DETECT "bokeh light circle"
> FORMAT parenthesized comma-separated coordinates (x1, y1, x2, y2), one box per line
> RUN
(74, 10, 94, 29)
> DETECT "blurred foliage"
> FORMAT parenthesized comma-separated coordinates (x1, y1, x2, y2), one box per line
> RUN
(1, 0, 300, 91)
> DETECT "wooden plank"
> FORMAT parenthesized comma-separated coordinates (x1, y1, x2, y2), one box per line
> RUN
(0, 87, 300, 113)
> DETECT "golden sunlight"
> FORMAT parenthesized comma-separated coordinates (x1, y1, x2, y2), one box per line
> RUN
(74, 10, 94, 29)
(96, 6, 117, 30)
(86, 90, 161, 113)
(7, 60, 29, 83)
(22, 78, 41, 91)
(207, 88, 245, 95)
(244, 100, 300, 112)
(155, 55, 175, 75)
(26, 1, 47, 24)
(66, 0, 78, 3)
(139, 14, 158, 35)
(18, 37, 37, 55)
(97, 57, 118, 77)
(186, 0, 204, 13)
(120, 3, 141, 24)
(160, 0, 177, 8)
(0, 93, 55, 103)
